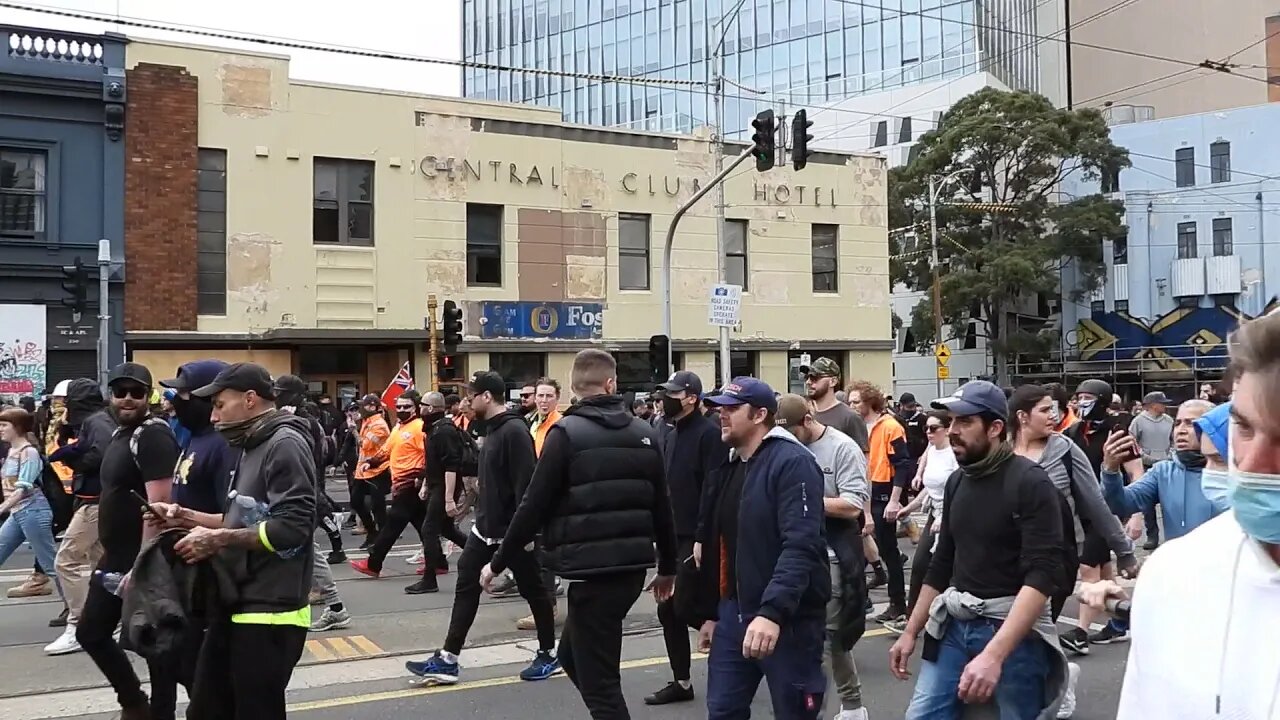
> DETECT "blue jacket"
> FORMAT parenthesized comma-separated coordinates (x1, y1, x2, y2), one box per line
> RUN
(1101, 457, 1224, 540)
(697, 427, 829, 626)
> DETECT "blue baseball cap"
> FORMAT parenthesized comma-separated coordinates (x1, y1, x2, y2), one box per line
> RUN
(1194, 401, 1230, 456)
(931, 380, 1009, 421)
(160, 359, 230, 394)
(705, 376, 778, 413)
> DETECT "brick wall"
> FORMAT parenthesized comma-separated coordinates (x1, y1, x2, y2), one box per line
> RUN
(124, 63, 199, 331)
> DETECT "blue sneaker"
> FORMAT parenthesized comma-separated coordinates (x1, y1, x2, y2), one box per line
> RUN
(405, 651, 460, 684)
(519, 650, 561, 681)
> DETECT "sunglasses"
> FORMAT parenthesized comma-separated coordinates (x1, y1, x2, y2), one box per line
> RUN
(926, 424, 945, 433)
(111, 385, 147, 400)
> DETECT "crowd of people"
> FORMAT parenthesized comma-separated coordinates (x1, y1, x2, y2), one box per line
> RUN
(0, 304, 1273, 719)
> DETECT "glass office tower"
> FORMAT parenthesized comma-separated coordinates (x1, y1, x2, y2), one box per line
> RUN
(461, 0, 1040, 137)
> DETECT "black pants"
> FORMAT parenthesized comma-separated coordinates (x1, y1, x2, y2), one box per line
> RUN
(149, 623, 205, 720)
(351, 471, 390, 536)
(870, 487, 906, 608)
(656, 537, 696, 682)
(187, 620, 307, 720)
(444, 534, 556, 654)
(78, 572, 148, 710)
(906, 513, 936, 615)
(422, 482, 468, 575)
(367, 487, 426, 573)
(560, 570, 646, 720)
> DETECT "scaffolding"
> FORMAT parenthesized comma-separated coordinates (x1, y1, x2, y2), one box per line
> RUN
(1008, 345, 1228, 402)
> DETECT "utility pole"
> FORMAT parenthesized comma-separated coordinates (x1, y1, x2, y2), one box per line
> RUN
(96, 239, 110, 391)
(928, 176, 944, 399)
(426, 293, 439, 392)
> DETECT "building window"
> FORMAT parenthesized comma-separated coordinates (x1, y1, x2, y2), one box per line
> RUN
(811, 223, 838, 293)
(313, 158, 374, 246)
(1090, 300, 1105, 314)
(1210, 141, 1231, 183)
(487, 352, 545, 393)
(618, 213, 650, 290)
(1115, 300, 1129, 313)
(1175, 147, 1195, 187)
(197, 149, 227, 315)
(0, 149, 46, 238)
(1101, 165, 1121, 194)
(872, 120, 888, 147)
(1212, 217, 1233, 256)
(714, 350, 758, 385)
(1177, 221, 1198, 259)
(466, 203, 504, 286)
(725, 219, 748, 290)
(897, 116, 912, 144)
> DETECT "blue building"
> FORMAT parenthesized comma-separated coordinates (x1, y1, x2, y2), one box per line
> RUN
(0, 25, 127, 399)
(460, 0, 1041, 137)
(1059, 102, 1280, 397)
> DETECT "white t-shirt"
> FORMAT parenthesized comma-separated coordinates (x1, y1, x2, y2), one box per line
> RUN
(921, 443, 958, 512)
(1118, 512, 1280, 719)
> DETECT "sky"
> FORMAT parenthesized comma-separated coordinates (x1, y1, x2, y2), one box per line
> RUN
(4, 0, 463, 96)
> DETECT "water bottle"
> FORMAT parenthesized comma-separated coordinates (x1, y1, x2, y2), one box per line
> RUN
(95, 570, 126, 597)
(227, 491, 300, 559)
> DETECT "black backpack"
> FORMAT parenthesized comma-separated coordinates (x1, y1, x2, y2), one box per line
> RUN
(1002, 466, 1079, 600)
(454, 422, 480, 478)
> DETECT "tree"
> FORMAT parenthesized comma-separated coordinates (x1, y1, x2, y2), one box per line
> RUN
(890, 88, 1129, 384)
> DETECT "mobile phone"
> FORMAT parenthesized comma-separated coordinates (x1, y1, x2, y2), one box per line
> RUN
(131, 490, 161, 517)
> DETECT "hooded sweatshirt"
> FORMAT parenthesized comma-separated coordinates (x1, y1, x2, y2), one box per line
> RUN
(1037, 433, 1134, 560)
(472, 410, 537, 541)
(1100, 455, 1222, 540)
(51, 378, 114, 501)
(221, 411, 317, 616)
(1117, 512, 1280, 719)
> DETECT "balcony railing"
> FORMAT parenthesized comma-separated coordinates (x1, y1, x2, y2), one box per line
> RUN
(5, 28, 104, 66)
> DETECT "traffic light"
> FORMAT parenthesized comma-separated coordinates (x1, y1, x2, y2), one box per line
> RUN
(441, 300, 463, 350)
(648, 334, 670, 384)
(750, 110, 776, 172)
(791, 109, 814, 171)
(60, 258, 88, 314)
(437, 353, 460, 382)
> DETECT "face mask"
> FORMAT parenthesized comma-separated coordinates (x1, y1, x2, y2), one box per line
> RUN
(396, 411, 414, 423)
(172, 396, 213, 432)
(661, 396, 684, 419)
(1077, 399, 1096, 418)
(1200, 469, 1231, 512)
(1228, 470, 1280, 544)
(216, 416, 260, 447)
(422, 409, 445, 425)
(1177, 449, 1207, 470)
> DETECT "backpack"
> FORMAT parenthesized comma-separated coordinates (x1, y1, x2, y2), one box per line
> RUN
(116, 417, 174, 470)
(1001, 464, 1079, 600)
(450, 421, 480, 478)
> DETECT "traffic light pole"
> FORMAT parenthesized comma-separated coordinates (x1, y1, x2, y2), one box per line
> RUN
(662, 144, 755, 377)
(712, 35, 730, 390)
(427, 293, 439, 393)
(96, 239, 110, 391)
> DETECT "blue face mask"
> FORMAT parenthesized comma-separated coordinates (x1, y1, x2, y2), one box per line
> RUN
(1200, 469, 1231, 513)
(1228, 469, 1280, 544)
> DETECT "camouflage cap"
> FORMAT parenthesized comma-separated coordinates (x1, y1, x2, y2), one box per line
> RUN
(799, 356, 841, 378)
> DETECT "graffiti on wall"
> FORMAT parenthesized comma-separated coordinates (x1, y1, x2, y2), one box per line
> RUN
(0, 305, 47, 404)
(1075, 297, 1280, 371)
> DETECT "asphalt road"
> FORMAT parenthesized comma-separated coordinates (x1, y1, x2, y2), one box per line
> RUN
(0, 476, 1136, 719)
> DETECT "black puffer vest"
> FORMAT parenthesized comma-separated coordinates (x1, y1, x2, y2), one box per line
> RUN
(542, 395, 663, 579)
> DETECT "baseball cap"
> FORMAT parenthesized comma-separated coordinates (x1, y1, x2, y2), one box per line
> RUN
(359, 393, 382, 407)
(899, 392, 918, 406)
(774, 393, 811, 428)
(705, 376, 778, 413)
(160, 360, 229, 393)
(931, 380, 1009, 421)
(799, 357, 840, 378)
(469, 370, 506, 400)
(1143, 391, 1172, 405)
(657, 370, 703, 396)
(108, 362, 153, 388)
(192, 362, 276, 399)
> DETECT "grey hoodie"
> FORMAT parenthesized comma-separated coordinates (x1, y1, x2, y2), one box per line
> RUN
(222, 411, 317, 614)
(1037, 433, 1134, 561)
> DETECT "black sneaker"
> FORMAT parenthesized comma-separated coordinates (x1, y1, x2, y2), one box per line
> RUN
(358, 539, 375, 551)
(867, 567, 888, 589)
(644, 681, 695, 706)
(327, 550, 348, 565)
(488, 574, 519, 598)
(1089, 623, 1129, 644)
(1059, 627, 1091, 656)
(1142, 538, 1160, 551)
(874, 605, 906, 624)
(49, 607, 68, 628)
(404, 579, 440, 595)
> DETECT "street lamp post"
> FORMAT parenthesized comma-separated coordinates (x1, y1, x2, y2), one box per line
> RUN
(927, 168, 971, 397)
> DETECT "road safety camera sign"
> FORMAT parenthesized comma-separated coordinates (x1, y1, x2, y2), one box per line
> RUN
(708, 284, 743, 327)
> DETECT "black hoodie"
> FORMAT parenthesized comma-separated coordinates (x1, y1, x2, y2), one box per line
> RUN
(53, 378, 115, 500)
(490, 394, 678, 580)
(472, 409, 537, 541)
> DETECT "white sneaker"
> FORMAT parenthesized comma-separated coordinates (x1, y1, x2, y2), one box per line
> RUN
(44, 625, 82, 656)
(406, 550, 425, 565)
(1057, 662, 1080, 718)
(836, 709, 870, 720)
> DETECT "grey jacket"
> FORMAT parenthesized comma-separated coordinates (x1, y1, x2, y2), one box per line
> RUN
(1039, 434, 1134, 561)
(1129, 412, 1174, 466)
(222, 411, 317, 615)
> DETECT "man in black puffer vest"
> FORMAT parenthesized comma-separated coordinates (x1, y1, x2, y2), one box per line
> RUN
(483, 349, 679, 720)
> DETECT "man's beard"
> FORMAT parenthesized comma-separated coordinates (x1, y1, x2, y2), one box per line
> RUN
(953, 435, 991, 466)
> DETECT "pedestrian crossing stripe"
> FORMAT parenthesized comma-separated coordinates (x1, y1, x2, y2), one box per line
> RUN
(305, 635, 384, 662)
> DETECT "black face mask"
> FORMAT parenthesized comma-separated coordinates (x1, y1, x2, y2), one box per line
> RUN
(172, 395, 213, 432)
(1177, 449, 1207, 470)
(661, 396, 684, 419)
(395, 410, 415, 423)
(422, 409, 446, 425)
(359, 406, 379, 418)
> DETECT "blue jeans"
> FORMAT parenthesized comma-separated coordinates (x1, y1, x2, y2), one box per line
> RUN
(0, 496, 64, 599)
(706, 599, 826, 720)
(906, 616, 1049, 720)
